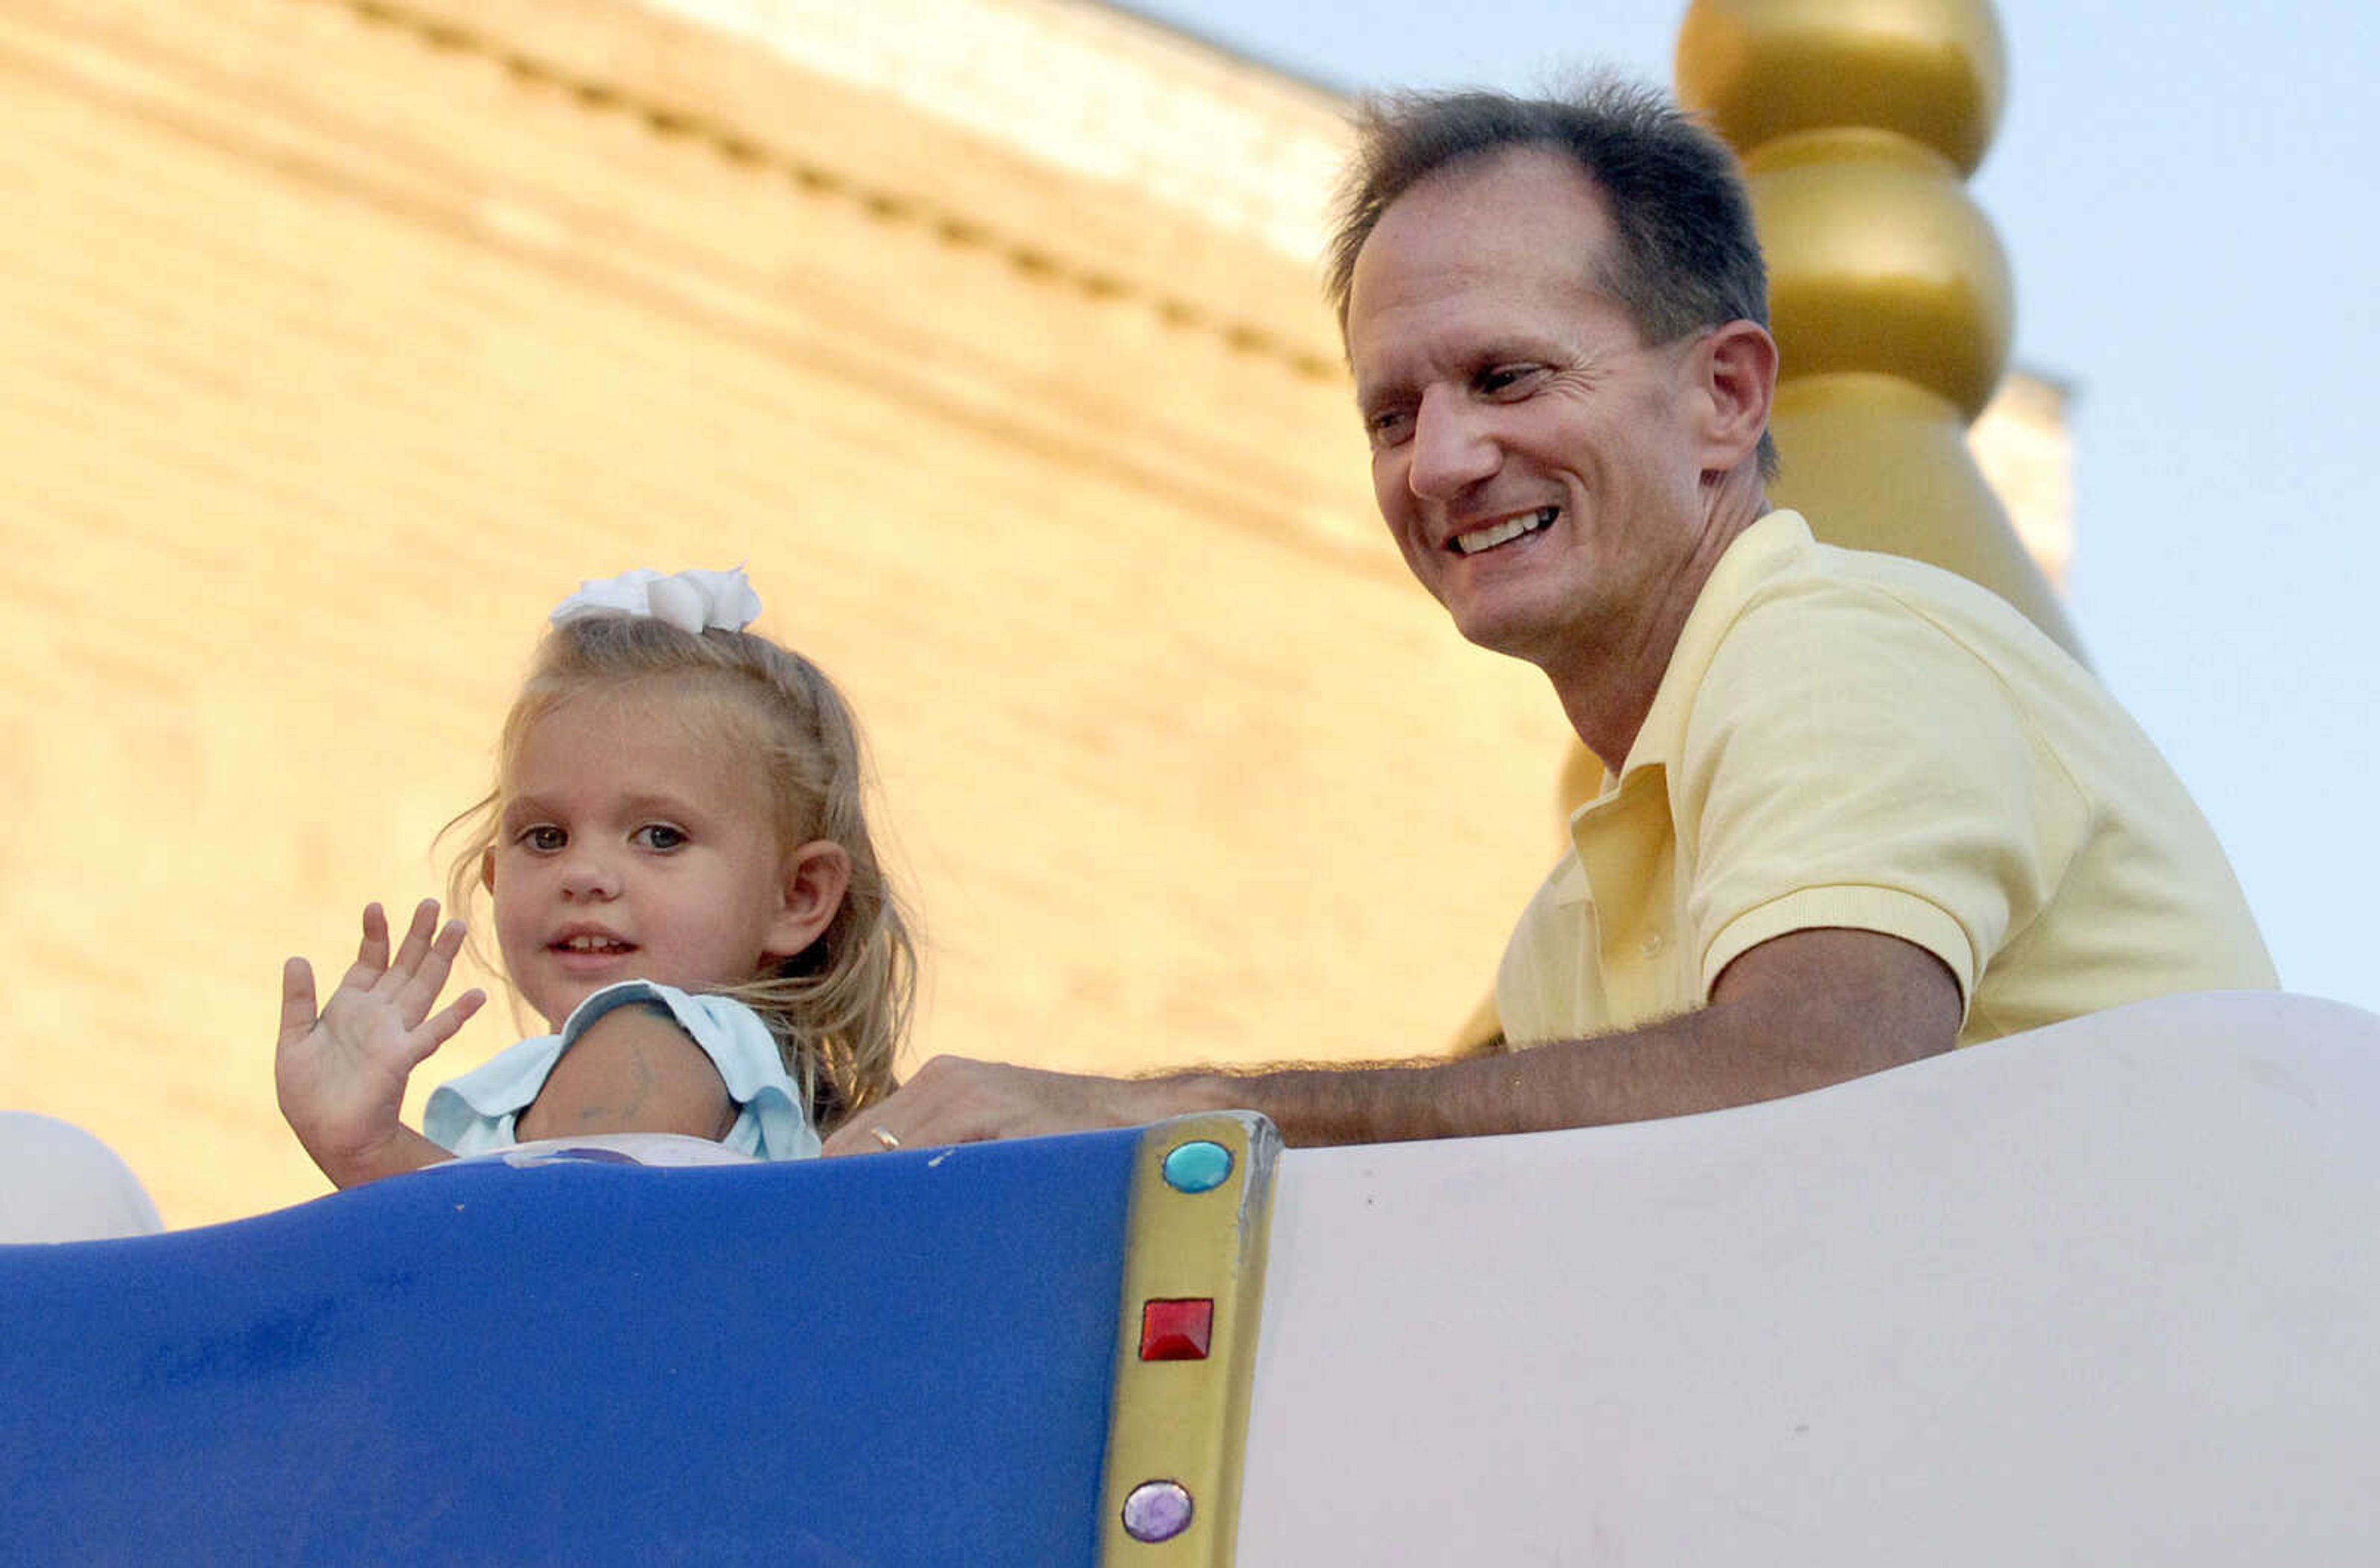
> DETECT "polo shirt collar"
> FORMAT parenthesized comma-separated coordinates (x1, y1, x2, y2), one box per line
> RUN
(1617, 509, 1812, 780)
(1558, 510, 1812, 905)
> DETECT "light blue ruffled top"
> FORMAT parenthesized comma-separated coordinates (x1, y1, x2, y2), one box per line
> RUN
(424, 980, 821, 1161)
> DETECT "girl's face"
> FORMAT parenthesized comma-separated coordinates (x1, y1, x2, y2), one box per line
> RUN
(486, 684, 830, 1031)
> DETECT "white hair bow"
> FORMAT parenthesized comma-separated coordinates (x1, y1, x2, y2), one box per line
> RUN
(550, 567, 763, 635)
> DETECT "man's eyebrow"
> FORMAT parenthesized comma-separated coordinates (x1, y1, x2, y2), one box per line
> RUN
(1351, 371, 1408, 410)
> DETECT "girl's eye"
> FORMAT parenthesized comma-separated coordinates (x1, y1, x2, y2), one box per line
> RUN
(633, 824, 687, 852)
(521, 825, 566, 853)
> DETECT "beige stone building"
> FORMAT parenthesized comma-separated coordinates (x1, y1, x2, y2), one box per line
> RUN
(0, 0, 2069, 1227)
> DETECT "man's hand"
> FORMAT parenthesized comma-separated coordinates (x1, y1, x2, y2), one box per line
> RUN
(820, 1057, 1227, 1156)
(276, 899, 485, 1187)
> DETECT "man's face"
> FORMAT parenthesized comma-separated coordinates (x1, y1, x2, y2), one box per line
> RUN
(1346, 149, 1718, 674)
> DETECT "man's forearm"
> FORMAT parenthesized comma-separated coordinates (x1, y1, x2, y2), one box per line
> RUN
(1168, 929, 1961, 1146)
(821, 930, 1960, 1155)
(1170, 1007, 1880, 1145)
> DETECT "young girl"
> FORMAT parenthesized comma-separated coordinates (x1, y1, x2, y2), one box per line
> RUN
(276, 567, 915, 1187)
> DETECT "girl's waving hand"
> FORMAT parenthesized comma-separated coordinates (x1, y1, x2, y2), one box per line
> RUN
(277, 899, 486, 1187)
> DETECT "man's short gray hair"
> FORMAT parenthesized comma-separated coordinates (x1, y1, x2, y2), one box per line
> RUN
(1326, 77, 1778, 478)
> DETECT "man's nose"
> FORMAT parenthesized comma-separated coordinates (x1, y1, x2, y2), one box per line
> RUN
(1406, 387, 1501, 501)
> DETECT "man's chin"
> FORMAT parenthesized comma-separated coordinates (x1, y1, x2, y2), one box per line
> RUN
(1448, 606, 1553, 664)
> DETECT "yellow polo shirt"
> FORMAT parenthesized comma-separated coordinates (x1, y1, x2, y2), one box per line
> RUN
(1494, 511, 2276, 1047)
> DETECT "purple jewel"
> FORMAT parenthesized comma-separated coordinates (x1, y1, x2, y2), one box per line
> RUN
(1121, 1479, 1194, 1543)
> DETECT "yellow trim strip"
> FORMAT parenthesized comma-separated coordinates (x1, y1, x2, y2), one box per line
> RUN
(1099, 1111, 1281, 1565)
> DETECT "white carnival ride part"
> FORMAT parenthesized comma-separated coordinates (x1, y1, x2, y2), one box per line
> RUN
(1238, 990, 2380, 1564)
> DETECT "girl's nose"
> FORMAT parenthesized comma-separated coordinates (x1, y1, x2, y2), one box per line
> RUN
(559, 853, 620, 901)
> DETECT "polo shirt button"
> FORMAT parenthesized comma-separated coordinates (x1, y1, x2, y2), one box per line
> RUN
(1640, 931, 1665, 958)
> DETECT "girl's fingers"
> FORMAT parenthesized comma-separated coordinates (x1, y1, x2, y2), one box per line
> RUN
(418, 989, 488, 1055)
(384, 899, 443, 987)
(277, 957, 319, 1052)
(355, 902, 391, 970)
(428, 917, 469, 969)
(315, 898, 481, 1050)
(340, 902, 394, 992)
(423, 918, 469, 989)
(398, 988, 487, 1070)
(395, 918, 470, 1027)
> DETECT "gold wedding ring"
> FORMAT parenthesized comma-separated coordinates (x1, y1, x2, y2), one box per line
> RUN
(868, 1125, 901, 1151)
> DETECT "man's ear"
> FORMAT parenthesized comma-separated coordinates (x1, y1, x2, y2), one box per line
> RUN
(765, 840, 854, 959)
(1693, 318, 1779, 472)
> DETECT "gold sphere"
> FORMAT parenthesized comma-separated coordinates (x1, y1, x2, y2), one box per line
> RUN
(1748, 128, 2012, 421)
(1677, 0, 2006, 177)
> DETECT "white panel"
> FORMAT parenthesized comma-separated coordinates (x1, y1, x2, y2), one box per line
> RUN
(1241, 992, 2380, 1563)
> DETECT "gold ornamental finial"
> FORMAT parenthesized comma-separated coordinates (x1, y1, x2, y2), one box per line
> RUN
(1676, 0, 2081, 655)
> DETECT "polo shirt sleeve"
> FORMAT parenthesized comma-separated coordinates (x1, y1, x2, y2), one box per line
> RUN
(1675, 582, 2089, 1018)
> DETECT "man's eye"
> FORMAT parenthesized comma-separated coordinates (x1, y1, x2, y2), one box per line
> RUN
(1365, 408, 1413, 447)
(520, 825, 566, 853)
(633, 824, 687, 852)
(1477, 364, 1540, 396)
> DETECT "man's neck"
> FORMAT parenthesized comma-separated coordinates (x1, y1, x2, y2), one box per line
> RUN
(1551, 475, 1770, 775)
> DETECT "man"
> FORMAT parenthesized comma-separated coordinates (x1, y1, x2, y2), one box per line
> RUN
(822, 81, 2275, 1155)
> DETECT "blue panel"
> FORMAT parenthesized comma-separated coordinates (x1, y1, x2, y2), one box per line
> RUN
(0, 1131, 1139, 1566)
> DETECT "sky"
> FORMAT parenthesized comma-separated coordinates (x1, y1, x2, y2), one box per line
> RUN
(1121, 0, 2380, 1015)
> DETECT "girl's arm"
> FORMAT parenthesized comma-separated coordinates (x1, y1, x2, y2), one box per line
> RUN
(276, 900, 485, 1189)
(516, 1003, 734, 1143)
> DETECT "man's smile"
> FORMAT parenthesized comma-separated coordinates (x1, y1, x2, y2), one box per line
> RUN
(1452, 505, 1559, 556)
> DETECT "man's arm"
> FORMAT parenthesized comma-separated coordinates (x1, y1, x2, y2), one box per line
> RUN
(822, 926, 1959, 1153)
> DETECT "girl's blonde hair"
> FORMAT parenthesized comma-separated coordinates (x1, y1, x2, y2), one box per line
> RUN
(443, 612, 915, 1130)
